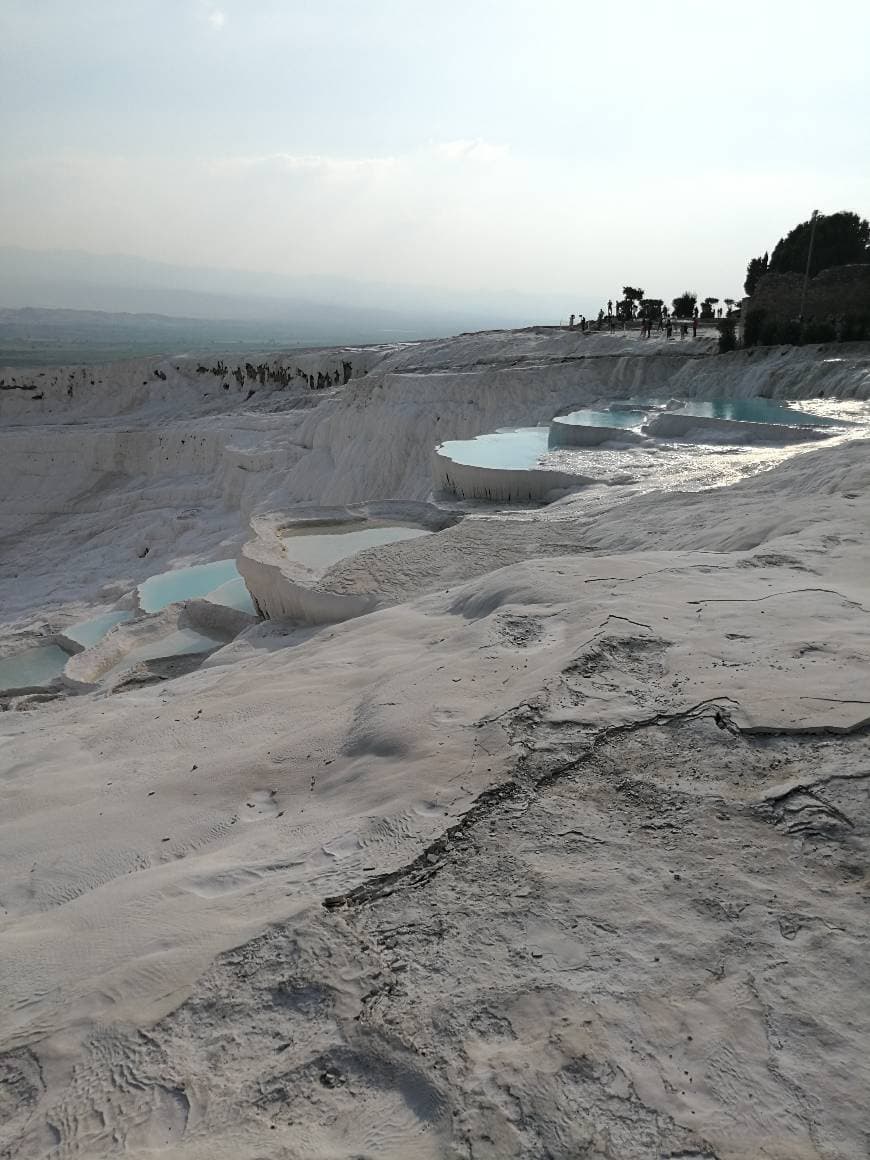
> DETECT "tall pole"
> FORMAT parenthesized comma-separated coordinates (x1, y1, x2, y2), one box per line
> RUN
(799, 209, 819, 322)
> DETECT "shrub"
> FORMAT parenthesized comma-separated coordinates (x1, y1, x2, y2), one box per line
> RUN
(717, 317, 737, 353)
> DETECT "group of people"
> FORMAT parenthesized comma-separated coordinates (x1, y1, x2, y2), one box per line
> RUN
(638, 314, 698, 340)
(567, 310, 619, 333)
(568, 305, 700, 339)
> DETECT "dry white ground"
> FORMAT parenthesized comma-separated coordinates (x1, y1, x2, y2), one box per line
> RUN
(1, 332, 869, 1159)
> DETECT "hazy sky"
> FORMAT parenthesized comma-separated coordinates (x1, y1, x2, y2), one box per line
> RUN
(2, 0, 869, 304)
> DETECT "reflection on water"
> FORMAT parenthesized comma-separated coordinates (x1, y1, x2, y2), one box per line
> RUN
(204, 577, 257, 614)
(99, 628, 223, 682)
(673, 399, 842, 427)
(279, 523, 431, 571)
(555, 408, 648, 429)
(0, 644, 70, 690)
(437, 428, 550, 469)
(66, 610, 132, 647)
(139, 560, 243, 613)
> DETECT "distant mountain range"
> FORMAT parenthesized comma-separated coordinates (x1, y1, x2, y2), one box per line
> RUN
(1, 245, 588, 321)
(0, 247, 599, 365)
(0, 303, 429, 367)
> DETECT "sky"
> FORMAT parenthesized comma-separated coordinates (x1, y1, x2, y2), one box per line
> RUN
(2, 0, 869, 311)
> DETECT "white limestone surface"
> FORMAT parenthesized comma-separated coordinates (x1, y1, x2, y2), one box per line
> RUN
(431, 446, 592, 502)
(238, 502, 458, 623)
(1, 329, 870, 1159)
(643, 409, 835, 443)
(548, 415, 647, 446)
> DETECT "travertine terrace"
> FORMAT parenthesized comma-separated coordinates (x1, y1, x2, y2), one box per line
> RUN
(1, 330, 870, 1159)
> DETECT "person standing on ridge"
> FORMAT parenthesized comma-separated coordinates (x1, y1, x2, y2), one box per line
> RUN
(569, 313, 575, 329)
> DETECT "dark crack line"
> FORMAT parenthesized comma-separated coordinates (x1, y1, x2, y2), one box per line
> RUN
(799, 696, 870, 704)
(688, 587, 870, 613)
(323, 697, 741, 913)
(762, 770, 870, 817)
(606, 613, 653, 631)
(583, 561, 738, 587)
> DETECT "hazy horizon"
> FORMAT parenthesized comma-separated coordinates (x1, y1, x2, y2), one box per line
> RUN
(2, 0, 869, 314)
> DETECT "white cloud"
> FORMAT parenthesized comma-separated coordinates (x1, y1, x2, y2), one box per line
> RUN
(212, 152, 399, 181)
(196, 1, 226, 31)
(429, 139, 510, 164)
(213, 143, 511, 181)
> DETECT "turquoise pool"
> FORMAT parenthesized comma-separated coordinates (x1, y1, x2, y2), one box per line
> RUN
(674, 399, 842, 427)
(204, 576, 257, 614)
(0, 644, 71, 691)
(554, 408, 648, 429)
(280, 523, 432, 571)
(436, 428, 550, 470)
(139, 560, 248, 613)
(66, 610, 133, 647)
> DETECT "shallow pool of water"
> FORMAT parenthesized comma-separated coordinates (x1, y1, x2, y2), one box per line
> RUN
(555, 408, 648, 429)
(0, 644, 70, 691)
(280, 523, 432, 572)
(437, 427, 550, 470)
(204, 577, 257, 614)
(673, 399, 841, 427)
(139, 560, 242, 613)
(99, 628, 223, 682)
(66, 610, 133, 647)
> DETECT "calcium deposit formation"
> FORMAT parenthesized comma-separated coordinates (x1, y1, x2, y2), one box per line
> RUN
(1, 329, 870, 1160)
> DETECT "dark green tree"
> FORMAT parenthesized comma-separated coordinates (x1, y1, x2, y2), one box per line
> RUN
(769, 211, 870, 278)
(700, 296, 719, 320)
(639, 298, 663, 319)
(621, 286, 644, 319)
(744, 252, 768, 296)
(672, 291, 697, 317)
(717, 317, 737, 353)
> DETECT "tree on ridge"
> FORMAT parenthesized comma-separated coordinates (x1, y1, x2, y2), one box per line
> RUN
(744, 252, 768, 296)
(672, 291, 697, 318)
(700, 296, 719, 320)
(768, 211, 869, 279)
(620, 286, 645, 320)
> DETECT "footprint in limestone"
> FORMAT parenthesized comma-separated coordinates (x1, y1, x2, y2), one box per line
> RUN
(241, 788, 281, 822)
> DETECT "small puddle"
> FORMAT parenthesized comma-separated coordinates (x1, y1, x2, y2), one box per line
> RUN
(279, 523, 432, 571)
(0, 644, 71, 691)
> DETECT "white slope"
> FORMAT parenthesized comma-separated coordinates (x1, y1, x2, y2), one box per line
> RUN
(0, 329, 869, 1159)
